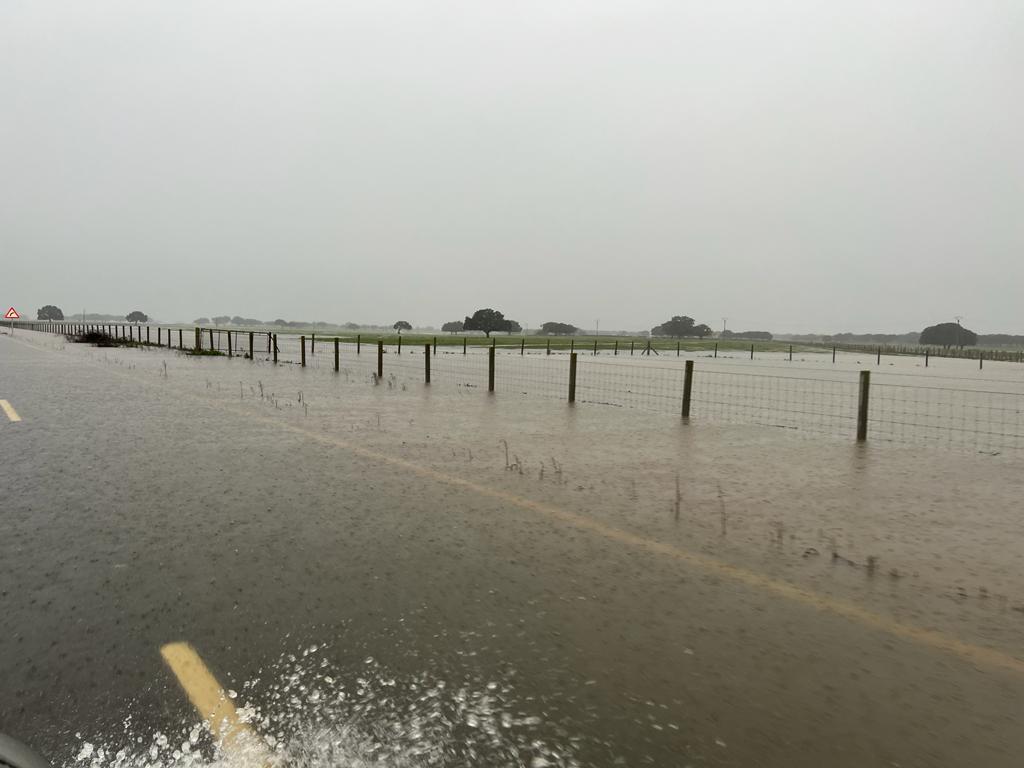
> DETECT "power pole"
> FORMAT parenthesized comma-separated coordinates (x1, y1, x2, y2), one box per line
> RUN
(721, 317, 729, 333)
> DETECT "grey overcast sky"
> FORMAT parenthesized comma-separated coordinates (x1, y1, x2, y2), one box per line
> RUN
(1, 1, 1021, 333)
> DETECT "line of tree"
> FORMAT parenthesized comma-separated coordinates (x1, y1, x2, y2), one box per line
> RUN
(650, 316, 713, 338)
(920, 322, 977, 347)
(441, 320, 464, 334)
(539, 322, 578, 336)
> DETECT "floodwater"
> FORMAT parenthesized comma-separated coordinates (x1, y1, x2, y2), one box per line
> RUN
(269, 334, 1024, 454)
(2, 328, 1023, 767)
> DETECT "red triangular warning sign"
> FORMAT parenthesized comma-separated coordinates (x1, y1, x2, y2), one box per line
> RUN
(4, 307, 20, 319)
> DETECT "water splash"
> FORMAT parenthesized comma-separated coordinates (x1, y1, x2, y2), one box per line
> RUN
(67, 646, 579, 768)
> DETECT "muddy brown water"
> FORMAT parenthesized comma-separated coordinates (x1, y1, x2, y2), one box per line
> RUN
(1, 329, 1022, 767)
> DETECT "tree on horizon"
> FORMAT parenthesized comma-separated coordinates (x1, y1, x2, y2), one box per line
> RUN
(464, 308, 518, 337)
(920, 322, 976, 348)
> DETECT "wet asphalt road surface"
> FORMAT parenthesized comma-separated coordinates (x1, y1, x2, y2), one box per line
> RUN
(1, 329, 1023, 767)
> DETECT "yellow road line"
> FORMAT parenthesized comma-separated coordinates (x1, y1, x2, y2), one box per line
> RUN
(0, 399, 21, 422)
(160, 642, 268, 757)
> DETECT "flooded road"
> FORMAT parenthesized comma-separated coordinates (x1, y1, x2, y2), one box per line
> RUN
(1, 329, 1022, 767)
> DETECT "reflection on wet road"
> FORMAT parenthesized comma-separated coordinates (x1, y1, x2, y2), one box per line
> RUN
(1, 329, 1022, 767)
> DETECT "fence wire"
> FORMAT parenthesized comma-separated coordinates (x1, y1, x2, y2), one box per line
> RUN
(692, 370, 860, 438)
(494, 354, 568, 400)
(575, 359, 686, 413)
(870, 383, 1024, 454)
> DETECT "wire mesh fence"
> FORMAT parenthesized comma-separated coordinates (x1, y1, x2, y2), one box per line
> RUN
(11, 321, 1024, 454)
(575, 359, 687, 413)
(692, 370, 860, 439)
(870, 383, 1024, 454)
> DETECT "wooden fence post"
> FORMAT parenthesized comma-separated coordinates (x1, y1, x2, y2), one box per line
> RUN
(357, 334, 361, 354)
(857, 370, 870, 442)
(433, 336, 437, 354)
(195, 327, 202, 351)
(300, 335, 306, 367)
(334, 338, 340, 372)
(595, 339, 599, 356)
(682, 360, 694, 419)
(570, 339, 574, 354)
(714, 342, 718, 358)
(249, 332, 254, 359)
(311, 333, 315, 355)
(273, 334, 278, 363)
(398, 335, 402, 354)
(208, 328, 214, 350)
(463, 337, 467, 355)
(832, 346, 836, 363)
(925, 350, 929, 367)
(178, 329, 182, 349)
(547, 338, 551, 355)
(377, 339, 383, 378)
(227, 330, 232, 357)
(877, 347, 881, 366)
(750, 344, 754, 360)
(788, 344, 792, 361)
(158, 327, 162, 345)
(522, 338, 526, 355)
(146, 326, 150, 344)
(676, 341, 680, 356)
(568, 352, 577, 403)
(488, 346, 495, 392)
(424, 344, 431, 383)
(979, 352, 983, 370)
(614, 340, 618, 355)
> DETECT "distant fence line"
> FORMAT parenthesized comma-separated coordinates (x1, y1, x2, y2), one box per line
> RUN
(807, 340, 1024, 364)
(6, 320, 1024, 455)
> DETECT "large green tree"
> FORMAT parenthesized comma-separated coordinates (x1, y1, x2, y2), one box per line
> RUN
(126, 311, 148, 323)
(540, 321, 578, 335)
(37, 305, 64, 321)
(651, 315, 696, 337)
(393, 320, 412, 334)
(464, 308, 516, 337)
(920, 322, 976, 348)
(441, 320, 464, 334)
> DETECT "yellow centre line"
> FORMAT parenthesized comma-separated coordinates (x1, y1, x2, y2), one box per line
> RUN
(160, 642, 270, 760)
(0, 399, 21, 422)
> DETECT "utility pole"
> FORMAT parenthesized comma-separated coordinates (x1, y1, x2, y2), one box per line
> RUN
(595, 319, 599, 337)
(722, 317, 729, 333)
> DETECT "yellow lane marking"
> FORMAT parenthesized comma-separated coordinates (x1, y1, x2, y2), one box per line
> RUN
(160, 642, 269, 758)
(0, 400, 21, 422)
